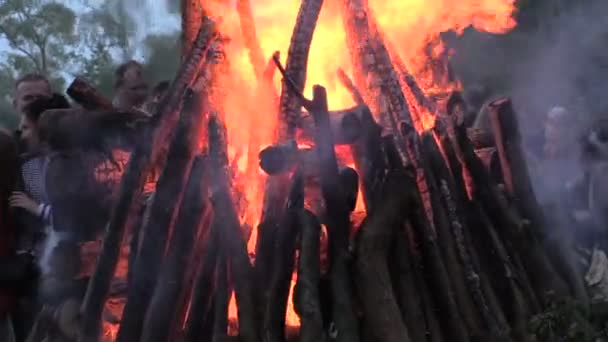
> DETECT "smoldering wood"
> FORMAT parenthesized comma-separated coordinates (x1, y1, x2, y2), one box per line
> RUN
(467, 128, 495, 149)
(277, 0, 325, 140)
(487, 98, 590, 310)
(209, 114, 260, 342)
(79, 17, 217, 342)
(118, 89, 206, 342)
(294, 210, 326, 342)
(338, 167, 358, 213)
(66, 77, 115, 111)
(181, 0, 205, 59)
(263, 171, 303, 342)
(354, 170, 412, 342)
(299, 105, 365, 145)
(140, 155, 209, 342)
(308, 85, 359, 342)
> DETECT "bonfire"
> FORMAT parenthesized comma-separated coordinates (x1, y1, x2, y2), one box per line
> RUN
(42, 0, 596, 341)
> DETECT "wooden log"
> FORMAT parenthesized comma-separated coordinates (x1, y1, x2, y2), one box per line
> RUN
(213, 257, 230, 342)
(294, 210, 326, 342)
(117, 88, 206, 342)
(350, 105, 385, 212)
(336, 68, 365, 106)
(308, 85, 359, 342)
(487, 98, 589, 309)
(66, 77, 114, 111)
(183, 218, 220, 342)
(421, 133, 507, 338)
(181, 0, 205, 59)
(140, 155, 209, 342)
(299, 105, 364, 145)
(355, 171, 411, 342)
(451, 118, 571, 305)
(209, 114, 259, 342)
(79, 17, 217, 342)
(236, 0, 266, 79)
(263, 171, 304, 342)
(278, 0, 324, 140)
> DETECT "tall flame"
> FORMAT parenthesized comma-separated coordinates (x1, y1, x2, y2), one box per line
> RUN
(199, 0, 516, 330)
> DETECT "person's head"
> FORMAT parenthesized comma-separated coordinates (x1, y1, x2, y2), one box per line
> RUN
(13, 73, 52, 114)
(113, 60, 148, 110)
(544, 106, 578, 157)
(19, 94, 70, 152)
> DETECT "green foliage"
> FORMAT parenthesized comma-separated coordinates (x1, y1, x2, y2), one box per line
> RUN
(529, 299, 601, 342)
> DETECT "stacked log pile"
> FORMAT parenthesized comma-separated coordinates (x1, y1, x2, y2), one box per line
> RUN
(56, 1, 599, 342)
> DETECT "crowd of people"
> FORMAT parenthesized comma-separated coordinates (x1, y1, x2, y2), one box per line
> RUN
(0, 61, 168, 341)
(1, 57, 608, 341)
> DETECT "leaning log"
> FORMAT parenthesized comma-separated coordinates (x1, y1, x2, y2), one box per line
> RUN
(66, 77, 114, 111)
(181, 0, 205, 59)
(236, 0, 266, 79)
(487, 98, 589, 309)
(140, 155, 209, 342)
(355, 170, 412, 342)
(263, 171, 303, 342)
(308, 85, 359, 342)
(451, 117, 571, 305)
(294, 210, 326, 342)
(336, 68, 365, 106)
(79, 17, 217, 342)
(209, 114, 259, 342)
(118, 88, 206, 342)
(183, 218, 220, 342)
(278, 0, 325, 140)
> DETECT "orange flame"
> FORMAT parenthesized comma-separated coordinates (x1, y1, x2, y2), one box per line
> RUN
(200, 0, 516, 331)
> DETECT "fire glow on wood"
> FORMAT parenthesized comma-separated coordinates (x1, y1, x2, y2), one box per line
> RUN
(195, 0, 516, 330)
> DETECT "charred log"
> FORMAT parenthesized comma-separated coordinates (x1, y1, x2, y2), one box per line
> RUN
(308, 85, 359, 342)
(140, 155, 210, 342)
(213, 257, 231, 342)
(66, 77, 114, 111)
(294, 210, 326, 342)
(183, 218, 220, 342)
(79, 17, 217, 342)
(263, 171, 304, 342)
(209, 114, 259, 342)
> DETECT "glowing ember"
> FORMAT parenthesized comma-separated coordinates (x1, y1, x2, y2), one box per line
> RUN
(198, 0, 516, 331)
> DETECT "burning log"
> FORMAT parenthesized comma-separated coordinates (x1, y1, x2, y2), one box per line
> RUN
(181, 0, 205, 59)
(336, 68, 365, 106)
(140, 155, 209, 342)
(278, 0, 324, 140)
(354, 170, 411, 342)
(263, 171, 303, 342)
(209, 114, 259, 342)
(258, 140, 310, 176)
(294, 210, 326, 342)
(117, 87, 206, 341)
(487, 98, 589, 309)
(66, 77, 114, 111)
(236, 0, 266, 79)
(299, 105, 365, 145)
(307, 85, 359, 342)
(79, 16, 217, 342)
